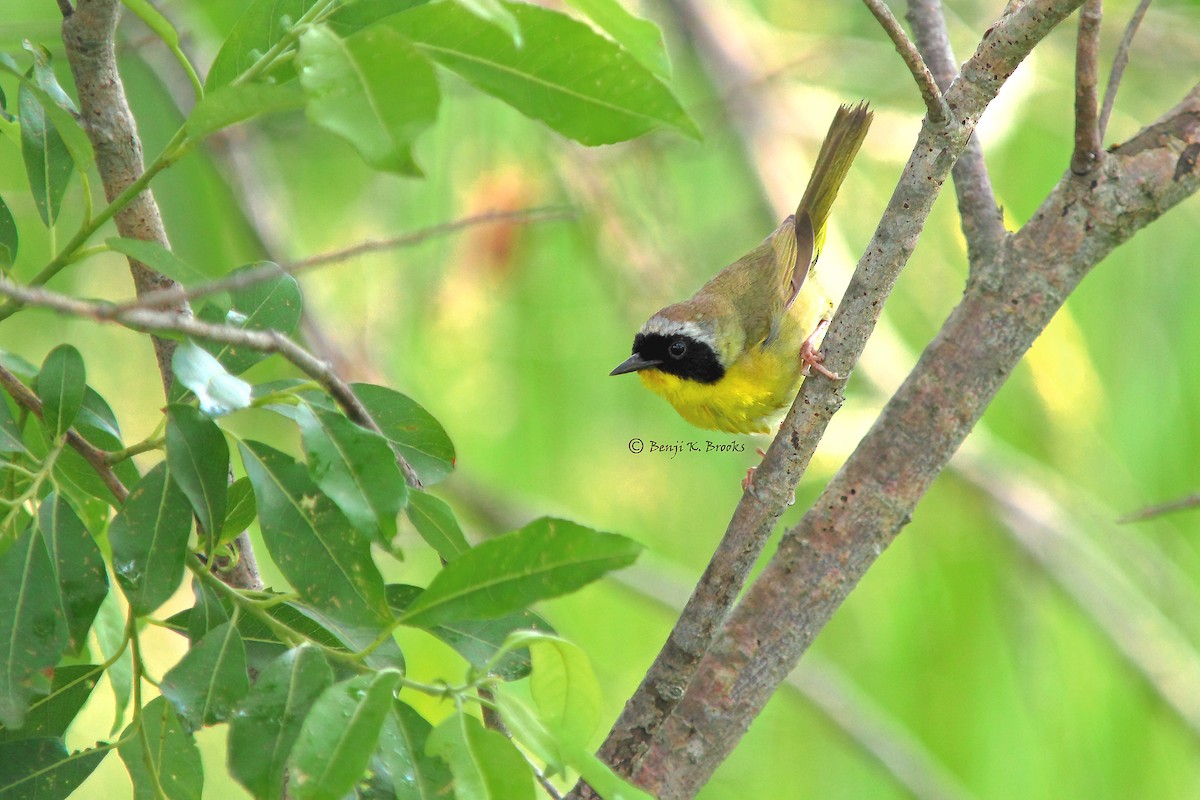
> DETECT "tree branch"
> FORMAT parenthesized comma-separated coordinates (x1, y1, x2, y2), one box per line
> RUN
(906, 0, 1006, 267)
(0, 279, 425, 489)
(1072, 0, 1105, 175)
(60, 0, 187, 395)
(633, 78, 1200, 799)
(861, 0, 950, 124)
(119, 207, 577, 313)
(1099, 0, 1153, 140)
(577, 3, 1088, 795)
(0, 364, 128, 504)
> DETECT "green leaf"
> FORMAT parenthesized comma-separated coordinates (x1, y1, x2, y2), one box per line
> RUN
(529, 637, 601, 751)
(197, 263, 302, 374)
(0, 527, 68, 729)
(37, 493, 108, 652)
(188, 80, 305, 138)
(0, 664, 101, 743)
(298, 404, 407, 546)
(326, 0, 429, 36)
(36, 345, 86, 438)
(288, 670, 403, 800)
(426, 711, 533, 800)
(455, 0, 522, 46)
(0, 194, 16, 269)
(219, 476, 257, 546)
(240, 440, 392, 628)
(0, 738, 108, 800)
(106, 237, 215, 284)
(0, 54, 94, 176)
(171, 340, 252, 415)
(386, 2, 699, 145)
(186, 578, 230, 642)
(386, 584, 551, 681)
(492, 690, 565, 773)
(108, 462, 194, 616)
(18, 78, 74, 226)
(92, 591, 132, 734)
(165, 404, 230, 552)
(399, 518, 641, 629)
(228, 645, 334, 800)
(297, 22, 439, 176)
(353, 383, 455, 485)
(206, 0, 319, 90)
(119, 696, 203, 800)
(371, 700, 450, 800)
(0, 392, 24, 453)
(571, 749, 656, 800)
(564, 0, 671, 79)
(160, 621, 249, 729)
(405, 491, 469, 561)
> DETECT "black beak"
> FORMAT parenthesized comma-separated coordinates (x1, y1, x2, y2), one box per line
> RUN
(610, 353, 661, 376)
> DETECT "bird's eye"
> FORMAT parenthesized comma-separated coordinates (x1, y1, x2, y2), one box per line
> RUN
(668, 340, 688, 359)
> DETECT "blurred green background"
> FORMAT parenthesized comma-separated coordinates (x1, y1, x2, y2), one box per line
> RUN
(4, 0, 1200, 797)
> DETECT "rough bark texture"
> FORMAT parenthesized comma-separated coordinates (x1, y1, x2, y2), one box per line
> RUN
(579, 3, 1090, 795)
(61, 0, 181, 395)
(630, 83, 1200, 799)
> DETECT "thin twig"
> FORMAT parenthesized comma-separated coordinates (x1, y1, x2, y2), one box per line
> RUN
(1099, 0, 1153, 139)
(1072, 0, 1104, 175)
(1119, 492, 1200, 523)
(906, 0, 1006, 267)
(120, 207, 578, 313)
(0, 279, 424, 489)
(862, 0, 950, 123)
(0, 363, 129, 504)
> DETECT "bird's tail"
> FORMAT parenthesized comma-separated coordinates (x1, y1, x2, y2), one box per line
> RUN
(796, 102, 873, 264)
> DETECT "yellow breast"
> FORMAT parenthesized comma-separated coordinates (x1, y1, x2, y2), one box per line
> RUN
(639, 342, 804, 435)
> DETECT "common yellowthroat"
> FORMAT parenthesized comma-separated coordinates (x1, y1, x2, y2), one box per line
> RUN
(611, 103, 872, 434)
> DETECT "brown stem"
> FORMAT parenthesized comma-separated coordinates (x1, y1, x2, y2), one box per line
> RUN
(1072, 0, 1105, 175)
(906, 0, 1006, 267)
(0, 364, 128, 504)
(861, 0, 950, 123)
(1098, 0, 1153, 139)
(0, 279, 424, 489)
(60, 0, 187, 396)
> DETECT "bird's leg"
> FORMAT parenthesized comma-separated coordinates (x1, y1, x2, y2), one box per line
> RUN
(800, 317, 839, 380)
(741, 447, 768, 491)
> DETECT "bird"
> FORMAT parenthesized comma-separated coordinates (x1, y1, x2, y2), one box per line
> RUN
(610, 103, 872, 435)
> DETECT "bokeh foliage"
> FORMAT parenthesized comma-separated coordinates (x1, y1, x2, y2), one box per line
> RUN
(2, 0, 1200, 798)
